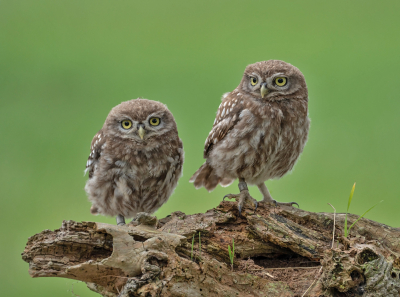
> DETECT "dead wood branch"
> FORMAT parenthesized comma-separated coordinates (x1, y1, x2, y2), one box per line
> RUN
(22, 201, 400, 296)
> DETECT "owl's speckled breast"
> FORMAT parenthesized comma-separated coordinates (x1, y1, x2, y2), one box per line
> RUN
(86, 133, 183, 218)
(209, 98, 309, 185)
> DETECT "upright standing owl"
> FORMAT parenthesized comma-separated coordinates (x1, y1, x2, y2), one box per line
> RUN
(85, 99, 184, 225)
(190, 60, 310, 215)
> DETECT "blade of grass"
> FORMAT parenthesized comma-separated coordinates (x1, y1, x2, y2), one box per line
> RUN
(344, 183, 356, 237)
(228, 245, 232, 271)
(232, 238, 235, 261)
(348, 200, 383, 234)
(347, 183, 356, 212)
(198, 232, 201, 258)
(228, 240, 234, 271)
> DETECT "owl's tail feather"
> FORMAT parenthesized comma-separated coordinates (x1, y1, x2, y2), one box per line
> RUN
(220, 178, 234, 187)
(190, 163, 234, 192)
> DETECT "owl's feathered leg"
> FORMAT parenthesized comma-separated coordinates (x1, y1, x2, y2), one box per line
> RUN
(257, 183, 299, 207)
(223, 178, 258, 217)
(258, 183, 274, 204)
(116, 214, 126, 226)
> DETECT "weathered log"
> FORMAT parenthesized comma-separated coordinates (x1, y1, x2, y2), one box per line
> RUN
(21, 200, 400, 296)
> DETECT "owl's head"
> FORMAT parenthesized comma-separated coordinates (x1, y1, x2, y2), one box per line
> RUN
(239, 60, 307, 101)
(104, 99, 177, 142)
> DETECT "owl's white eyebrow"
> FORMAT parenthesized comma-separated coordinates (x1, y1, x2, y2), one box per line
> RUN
(118, 115, 133, 120)
(147, 113, 163, 119)
(272, 73, 286, 77)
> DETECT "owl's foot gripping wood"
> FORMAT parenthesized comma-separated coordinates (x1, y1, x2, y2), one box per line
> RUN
(274, 201, 299, 207)
(257, 183, 299, 208)
(223, 179, 258, 217)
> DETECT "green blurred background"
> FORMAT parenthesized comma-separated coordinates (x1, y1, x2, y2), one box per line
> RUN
(1, 1, 399, 296)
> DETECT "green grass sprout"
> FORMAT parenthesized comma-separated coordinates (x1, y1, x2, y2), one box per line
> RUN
(348, 201, 383, 234)
(191, 234, 195, 261)
(198, 232, 201, 258)
(228, 238, 235, 271)
(344, 183, 383, 237)
(344, 183, 356, 237)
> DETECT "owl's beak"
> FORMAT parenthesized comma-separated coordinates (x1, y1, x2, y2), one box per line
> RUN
(137, 124, 146, 139)
(260, 83, 268, 98)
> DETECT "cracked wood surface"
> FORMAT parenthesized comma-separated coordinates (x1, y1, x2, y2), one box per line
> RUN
(22, 201, 400, 296)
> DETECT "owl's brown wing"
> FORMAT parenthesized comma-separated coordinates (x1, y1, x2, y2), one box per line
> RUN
(85, 130, 106, 178)
(203, 93, 241, 158)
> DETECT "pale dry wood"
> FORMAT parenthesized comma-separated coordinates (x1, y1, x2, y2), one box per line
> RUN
(22, 201, 400, 296)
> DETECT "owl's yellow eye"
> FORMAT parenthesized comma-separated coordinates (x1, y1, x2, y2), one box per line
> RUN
(149, 117, 160, 126)
(250, 77, 258, 86)
(275, 77, 287, 87)
(121, 120, 132, 129)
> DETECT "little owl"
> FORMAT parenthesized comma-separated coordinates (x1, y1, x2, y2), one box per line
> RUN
(85, 99, 184, 225)
(190, 60, 310, 215)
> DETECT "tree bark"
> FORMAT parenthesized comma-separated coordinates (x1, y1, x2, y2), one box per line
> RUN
(22, 201, 400, 296)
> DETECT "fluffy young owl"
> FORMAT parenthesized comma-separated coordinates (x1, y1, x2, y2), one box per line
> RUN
(190, 60, 310, 215)
(85, 99, 184, 225)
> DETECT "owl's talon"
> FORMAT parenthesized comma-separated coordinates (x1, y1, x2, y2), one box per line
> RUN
(275, 201, 299, 208)
(226, 189, 258, 218)
(223, 194, 238, 201)
(237, 198, 257, 217)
